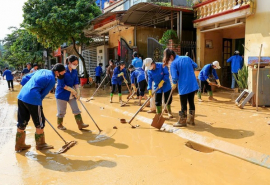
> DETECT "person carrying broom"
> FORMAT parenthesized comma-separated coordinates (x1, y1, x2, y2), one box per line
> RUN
(110, 61, 128, 103)
(15, 63, 66, 152)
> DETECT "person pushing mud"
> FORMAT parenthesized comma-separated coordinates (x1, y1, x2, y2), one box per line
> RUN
(15, 63, 66, 152)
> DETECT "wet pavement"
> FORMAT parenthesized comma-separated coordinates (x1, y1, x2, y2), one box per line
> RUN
(0, 80, 270, 184)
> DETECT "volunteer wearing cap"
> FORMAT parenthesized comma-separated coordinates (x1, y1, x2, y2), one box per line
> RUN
(15, 63, 66, 152)
(110, 61, 128, 103)
(55, 55, 89, 130)
(227, 50, 244, 89)
(21, 63, 31, 77)
(198, 61, 221, 101)
(169, 49, 199, 127)
(147, 60, 173, 118)
(128, 64, 148, 106)
(143, 58, 156, 113)
(30, 63, 39, 73)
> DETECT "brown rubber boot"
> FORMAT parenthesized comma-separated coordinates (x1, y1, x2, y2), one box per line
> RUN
(35, 133, 54, 150)
(75, 114, 89, 130)
(209, 96, 217, 101)
(15, 131, 31, 152)
(173, 111, 187, 127)
(187, 110, 195, 126)
(57, 117, 66, 130)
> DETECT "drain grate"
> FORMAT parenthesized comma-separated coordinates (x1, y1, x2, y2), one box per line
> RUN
(185, 141, 214, 153)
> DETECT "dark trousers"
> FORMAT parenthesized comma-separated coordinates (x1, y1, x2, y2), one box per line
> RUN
(180, 91, 196, 113)
(155, 90, 172, 106)
(135, 78, 139, 97)
(17, 99, 45, 130)
(111, 84, 121, 94)
(7, 80, 13, 89)
(198, 80, 211, 93)
(138, 80, 147, 96)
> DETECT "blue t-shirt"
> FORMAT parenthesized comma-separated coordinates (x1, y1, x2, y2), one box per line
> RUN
(22, 68, 31, 75)
(95, 66, 103, 76)
(18, 69, 56, 106)
(147, 62, 171, 93)
(3, 70, 13, 81)
(132, 57, 143, 68)
(171, 55, 199, 95)
(111, 67, 127, 85)
(130, 68, 145, 84)
(227, 55, 243, 73)
(55, 66, 80, 101)
(198, 64, 219, 81)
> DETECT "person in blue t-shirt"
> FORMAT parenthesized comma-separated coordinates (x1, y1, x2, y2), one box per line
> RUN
(55, 55, 89, 130)
(132, 51, 143, 98)
(95, 63, 103, 88)
(21, 63, 31, 77)
(128, 64, 147, 106)
(2, 67, 14, 91)
(147, 60, 173, 118)
(110, 61, 127, 103)
(169, 49, 199, 127)
(15, 63, 66, 152)
(227, 50, 244, 89)
(198, 61, 221, 101)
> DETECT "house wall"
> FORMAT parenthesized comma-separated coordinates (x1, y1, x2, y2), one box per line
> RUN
(245, 0, 270, 64)
(108, 27, 134, 48)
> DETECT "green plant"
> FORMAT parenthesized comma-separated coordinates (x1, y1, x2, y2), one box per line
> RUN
(233, 64, 248, 90)
(159, 30, 180, 47)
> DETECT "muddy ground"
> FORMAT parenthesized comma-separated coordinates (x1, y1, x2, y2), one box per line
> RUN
(0, 80, 270, 185)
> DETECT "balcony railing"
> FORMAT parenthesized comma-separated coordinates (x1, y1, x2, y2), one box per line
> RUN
(193, 0, 251, 20)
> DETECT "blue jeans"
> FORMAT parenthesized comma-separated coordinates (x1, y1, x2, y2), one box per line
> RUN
(231, 73, 237, 89)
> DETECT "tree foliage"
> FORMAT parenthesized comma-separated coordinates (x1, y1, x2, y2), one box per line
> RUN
(22, 0, 101, 77)
(1, 27, 44, 68)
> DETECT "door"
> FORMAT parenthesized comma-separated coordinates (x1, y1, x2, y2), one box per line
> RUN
(147, 37, 164, 62)
(222, 38, 232, 87)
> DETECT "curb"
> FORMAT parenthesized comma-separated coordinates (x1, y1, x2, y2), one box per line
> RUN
(87, 99, 270, 169)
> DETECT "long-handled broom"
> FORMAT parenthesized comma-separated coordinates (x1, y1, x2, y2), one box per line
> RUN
(45, 118, 77, 154)
(86, 74, 108, 102)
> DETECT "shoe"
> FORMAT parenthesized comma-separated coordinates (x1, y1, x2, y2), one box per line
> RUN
(187, 110, 195, 126)
(198, 99, 203, 102)
(35, 132, 54, 150)
(167, 105, 173, 118)
(57, 117, 66, 130)
(118, 93, 122, 103)
(173, 111, 187, 127)
(75, 114, 89, 130)
(147, 109, 156, 113)
(15, 131, 31, 152)
(209, 96, 217, 101)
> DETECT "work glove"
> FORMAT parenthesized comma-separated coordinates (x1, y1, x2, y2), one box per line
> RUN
(148, 90, 152, 97)
(206, 79, 213, 85)
(118, 72, 124, 77)
(216, 79, 221, 87)
(124, 79, 128, 84)
(76, 87, 81, 100)
(158, 80, 165, 89)
(172, 83, 177, 90)
(132, 85, 137, 93)
(65, 86, 78, 98)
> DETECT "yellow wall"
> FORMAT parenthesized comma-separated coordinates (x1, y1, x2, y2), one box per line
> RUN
(245, 0, 270, 64)
(109, 27, 134, 48)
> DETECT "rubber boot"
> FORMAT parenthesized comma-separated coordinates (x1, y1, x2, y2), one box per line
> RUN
(173, 111, 187, 127)
(35, 132, 54, 150)
(208, 91, 217, 101)
(119, 93, 122, 103)
(156, 106, 162, 115)
(15, 131, 31, 152)
(167, 105, 173, 118)
(197, 91, 203, 102)
(57, 117, 66, 130)
(187, 110, 195, 126)
(75, 114, 89, 130)
(110, 93, 113, 103)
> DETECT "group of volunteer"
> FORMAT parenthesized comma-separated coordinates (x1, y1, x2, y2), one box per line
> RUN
(14, 48, 243, 152)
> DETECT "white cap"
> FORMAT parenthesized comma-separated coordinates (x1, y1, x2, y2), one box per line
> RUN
(143, 58, 153, 71)
(212, 61, 221, 69)
(235, 50, 240, 54)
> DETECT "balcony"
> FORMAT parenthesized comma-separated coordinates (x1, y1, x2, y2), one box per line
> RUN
(193, 0, 252, 21)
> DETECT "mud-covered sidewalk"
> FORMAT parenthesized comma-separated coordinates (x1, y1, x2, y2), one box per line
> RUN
(0, 81, 270, 185)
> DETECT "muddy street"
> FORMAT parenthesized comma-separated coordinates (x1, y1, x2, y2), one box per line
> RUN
(0, 80, 269, 185)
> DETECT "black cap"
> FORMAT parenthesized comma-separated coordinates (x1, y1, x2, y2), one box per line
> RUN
(33, 63, 38, 67)
(133, 51, 138, 57)
(119, 61, 125, 65)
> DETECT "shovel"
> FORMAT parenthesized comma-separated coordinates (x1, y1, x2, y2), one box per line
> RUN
(86, 75, 108, 102)
(45, 118, 77, 154)
(120, 88, 159, 128)
(151, 89, 174, 130)
(120, 91, 136, 107)
(209, 83, 234, 91)
(122, 75, 132, 99)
